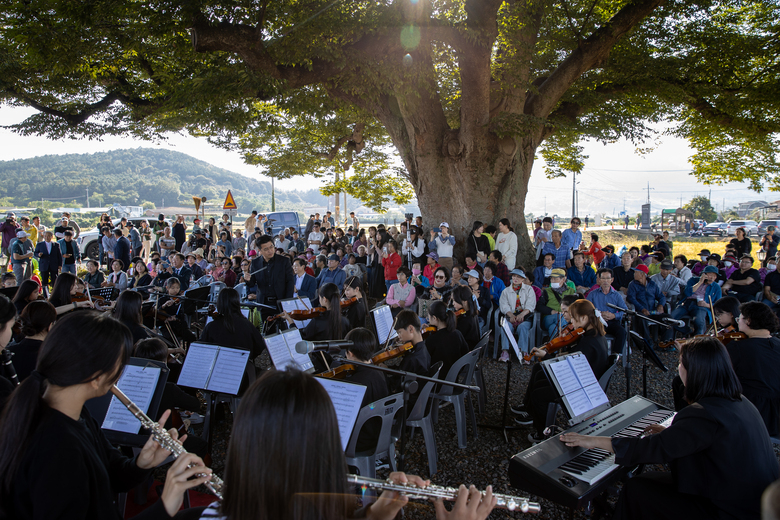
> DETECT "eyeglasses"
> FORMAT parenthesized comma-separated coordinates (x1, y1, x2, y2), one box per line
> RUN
(434, 275, 446, 280)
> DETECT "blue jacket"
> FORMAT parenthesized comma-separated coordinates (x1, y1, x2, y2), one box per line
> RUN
(57, 239, 81, 262)
(483, 276, 505, 305)
(599, 253, 620, 270)
(567, 266, 596, 289)
(317, 267, 346, 292)
(297, 273, 318, 302)
(35, 241, 63, 272)
(683, 276, 722, 304)
(627, 279, 666, 313)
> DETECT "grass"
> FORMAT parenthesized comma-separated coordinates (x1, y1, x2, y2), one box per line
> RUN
(587, 230, 736, 260)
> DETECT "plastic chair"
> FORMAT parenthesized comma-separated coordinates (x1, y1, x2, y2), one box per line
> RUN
(207, 282, 227, 303)
(472, 332, 491, 414)
(389, 362, 443, 476)
(431, 347, 482, 448)
(344, 392, 405, 479)
(202, 356, 256, 446)
(233, 282, 247, 301)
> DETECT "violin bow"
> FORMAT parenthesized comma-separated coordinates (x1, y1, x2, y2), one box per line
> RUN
(296, 294, 311, 310)
(383, 315, 400, 350)
(708, 295, 718, 337)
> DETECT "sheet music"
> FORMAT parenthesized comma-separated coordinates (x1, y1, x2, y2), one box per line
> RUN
(546, 353, 609, 420)
(282, 329, 314, 372)
(549, 359, 581, 395)
(177, 343, 218, 389)
(564, 388, 593, 418)
(280, 298, 312, 328)
(372, 305, 397, 344)
(316, 378, 367, 451)
(500, 317, 522, 361)
(266, 332, 297, 370)
(569, 353, 600, 388)
(102, 365, 161, 434)
(207, 348, 249, 395)
(583, 381, 609, 409)
(206, 308, 251, 326)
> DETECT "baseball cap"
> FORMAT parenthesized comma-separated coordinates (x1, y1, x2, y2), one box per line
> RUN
(703, 265, 720, 274)
(15, 230, 29, 238)
(632, 264, 649, 275)
(697, 249, 711, 256)
(660, 260, 674, 269)
(464, 269, 481, 279)
(509, 269, 527, 279)
(427, 252, 439, 260)
(439, 222, 449, 229)
(550, 268, 566, 278)
(328, 254, 340, 262)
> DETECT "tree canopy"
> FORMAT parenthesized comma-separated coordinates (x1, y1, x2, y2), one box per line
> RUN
(683, 195, 717, 223)
(1, 0, 779, 260)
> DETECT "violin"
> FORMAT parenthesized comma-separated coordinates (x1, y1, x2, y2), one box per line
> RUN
(206, 304, 221, 319)
(454, 309, 466, 317)
(421, 325, 437, 339)
(269, 307, 327, 322)
(524, 327, 586, 362)
(717, 330, 747, 345)
(371, 342, 415, 364)
(72, 292, 108, 311)
(318, 364, 356, 379)
(340, 297, 359, 308)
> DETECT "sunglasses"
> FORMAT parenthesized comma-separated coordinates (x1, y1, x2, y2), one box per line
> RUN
(435, 275, 446, 280)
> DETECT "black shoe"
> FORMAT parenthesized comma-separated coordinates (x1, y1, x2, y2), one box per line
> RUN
(514, 411, 533, 425)
(528, 431, 545, 444)
(510, 405, 527, 415)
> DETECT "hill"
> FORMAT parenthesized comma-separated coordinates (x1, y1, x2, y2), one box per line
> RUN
(0, 148, 361, 211)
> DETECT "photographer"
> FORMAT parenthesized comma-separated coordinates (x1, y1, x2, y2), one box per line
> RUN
(0, 213, 20, 268)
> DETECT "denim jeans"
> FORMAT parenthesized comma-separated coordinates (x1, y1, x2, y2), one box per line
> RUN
(504, 319, 533, 353)
(62, 264, 77, 275)
(542, 314, 568, 339)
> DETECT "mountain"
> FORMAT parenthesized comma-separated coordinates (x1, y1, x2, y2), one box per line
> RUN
(0, 148, 360, 211)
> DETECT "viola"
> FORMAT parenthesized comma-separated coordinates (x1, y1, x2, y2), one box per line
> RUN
(524, 327, 585, 362)
(318, 364, 356, 379)
(371, 342, 415, 364)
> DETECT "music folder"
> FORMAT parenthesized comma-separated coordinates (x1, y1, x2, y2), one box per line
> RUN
(542, 352, 610, 425)
(265, 328, 315, 373)
(371, 304, 398, 344)
(177, 342, 250, 395)
(85, 357, 168, 446)
(315, 378, 367, 451)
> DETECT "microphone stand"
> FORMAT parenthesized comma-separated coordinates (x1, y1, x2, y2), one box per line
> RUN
(332, 356, 479, 472)
(608, 304, 668, 397)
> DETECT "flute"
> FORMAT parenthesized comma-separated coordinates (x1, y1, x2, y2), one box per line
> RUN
(110, 385, 224, 499)
(347, 474, 541, 514)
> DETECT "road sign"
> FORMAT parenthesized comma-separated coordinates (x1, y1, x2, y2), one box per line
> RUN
(223, 190, 237, 210)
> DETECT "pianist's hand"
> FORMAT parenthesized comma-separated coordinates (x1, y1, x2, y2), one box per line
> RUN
(643, 424, 666, 436)
(559, 433, 614, 453)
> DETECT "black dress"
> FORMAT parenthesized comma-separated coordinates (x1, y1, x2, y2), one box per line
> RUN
(346, 364, 390, 452)
(5, 406, 168, 519)
(201, 314, 266, 360)
(297, 311, 350, 342)
(726, 336, 780, 436)
(344, 299, 367, 331)
(8, 338, 43, 382)
(425, 328, 468, 377)
(456, 313, 480, 348)
(0, 373, 14, 415)
(612, 396, 779, 520)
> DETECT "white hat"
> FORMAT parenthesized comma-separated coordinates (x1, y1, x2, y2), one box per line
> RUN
(464, 269, 481, 278)
(16, 230, 29, 238)
(439, 222, 449, 229)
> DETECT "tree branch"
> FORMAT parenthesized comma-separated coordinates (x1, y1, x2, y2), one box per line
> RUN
(4, 86, 122, 126)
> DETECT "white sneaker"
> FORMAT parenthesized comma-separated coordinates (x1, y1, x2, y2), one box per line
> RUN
(499, 351, 510, 362)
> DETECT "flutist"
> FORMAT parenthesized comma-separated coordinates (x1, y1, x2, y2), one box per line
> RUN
(0, 311, 212, 519)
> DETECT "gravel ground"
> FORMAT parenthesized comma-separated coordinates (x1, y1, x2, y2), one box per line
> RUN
(177, 342, 780, 520)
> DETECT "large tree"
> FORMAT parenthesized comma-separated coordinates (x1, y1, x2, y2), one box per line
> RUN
(1, 0, 778, 266)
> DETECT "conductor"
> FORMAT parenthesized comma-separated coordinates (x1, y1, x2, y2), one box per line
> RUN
(247, 235, 294, 318)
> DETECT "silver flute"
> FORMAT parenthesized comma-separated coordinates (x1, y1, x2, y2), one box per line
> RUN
(110, 385, 224, 499)
(347, 474, 541, 514)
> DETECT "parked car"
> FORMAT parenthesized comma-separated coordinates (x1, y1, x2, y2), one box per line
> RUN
(264, 211, 303, 237)
(702, 222, 728, 237)
(726, 220, 759, 237)
(78, 217, 169, 261)
(758, 220, 780, 236)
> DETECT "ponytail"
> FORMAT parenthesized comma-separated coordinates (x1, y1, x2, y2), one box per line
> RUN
(319, 283, 343, 340)
(0, 311, 131, 496)
(429, 300, 456, 332)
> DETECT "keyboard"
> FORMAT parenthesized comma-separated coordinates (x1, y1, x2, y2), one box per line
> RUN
(509, 396, 674, 509)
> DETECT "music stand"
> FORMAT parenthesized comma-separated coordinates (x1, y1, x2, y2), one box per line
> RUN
(628, 330, 668, 398)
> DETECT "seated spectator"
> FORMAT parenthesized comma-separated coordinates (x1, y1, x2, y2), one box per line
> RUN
(721, 254, 739, 279)
(612, 252, 634, 295)
(422, 252, 440, 285)
(599, 244, 620, 270)
(673, 254, 692, 285)
(386, 266, 415, 317)
(763, 258, 780, 311)
(489, 250, 511, 286)
(342, 254, 361, 282)
(647, 251, 665, 276)
(464, 269, 491, 324)
(450, 265, 468, 287)
(587, 268, 627, 355)
(568, 251, 596, 294)
(422, 266, 453, 302)
(499, 269, 535, 362)
(722, 255, 762, 302)
(409, 261, 430, 294)
(533, 253, 555, 289)
(482, 261, 506, 306)
(651, 259, 684, 306)
(317, 254, 346, 292)
(538, 268, 577, 338)
(667, 265, 722, 340)
(759, 256, 776, 284)
(583, 233, 605, 266)
(627, 264, 667, 345)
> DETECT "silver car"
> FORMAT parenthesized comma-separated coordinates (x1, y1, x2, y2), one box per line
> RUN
(726, 220, 759, 237)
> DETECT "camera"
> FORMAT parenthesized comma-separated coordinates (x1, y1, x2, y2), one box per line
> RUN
(405, 213, 413, 221)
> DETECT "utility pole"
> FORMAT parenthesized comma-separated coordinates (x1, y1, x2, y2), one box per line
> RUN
(271, 178, 276, 212)
(86, 188, 89, 208)
(644, 182, 654, 204)
(571, 172, 576, 219)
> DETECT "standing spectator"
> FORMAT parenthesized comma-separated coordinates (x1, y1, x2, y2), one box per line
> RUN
(243, 210, 258, 239)
(216, 231, 233, 257)
(349, 211, 360, 231)
(10, 230, 34, 284)
(100, 226, 115, 267)
(308, 222, 324, 254)
(561, 217, 583, 263)
(152, 213, 168, 252)
(172, 215, 187, 252)
(19, 217, 37, 245)
(31, 216, 44, 243)
(465, 221, 491, 266)
(496, 218, 518, 269)
(35, 231, 62, 294)
(760, 226, 780, 260)
(58, 230, 80, 275)
(428, 223, 455, 271)
(113, 229, 131, 272)
(0, 213, 20, 268)
(158, 227, 176, 259)
(127, 222, 142, 258)
(60, 212, 81, 239)
(325, 211, 335, 228)
(381, 240, 402, 292)
(232, 229, 247, 255)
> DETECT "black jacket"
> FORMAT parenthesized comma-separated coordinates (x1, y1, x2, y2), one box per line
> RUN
(726, 336, 780, 436)
(248, 253, 295, 304)
(34, 241, 62, 272)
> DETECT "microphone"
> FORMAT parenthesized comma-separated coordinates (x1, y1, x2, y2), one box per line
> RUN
(663, 317, 686, 328)
(295, 340, 354, 354)
(606, 303, 629, 313)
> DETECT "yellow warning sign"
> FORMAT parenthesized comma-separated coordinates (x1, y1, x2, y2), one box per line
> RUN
(223, 190, 237, 210)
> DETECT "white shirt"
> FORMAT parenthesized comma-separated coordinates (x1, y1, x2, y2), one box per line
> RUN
(308, 231, 324, 253)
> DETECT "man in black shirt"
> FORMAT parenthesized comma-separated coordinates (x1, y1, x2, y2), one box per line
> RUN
(722, 255, 762, 302)
(247, 235, 294, 318)
(763, 258, 780, 313)
(612, 252, 634, 295)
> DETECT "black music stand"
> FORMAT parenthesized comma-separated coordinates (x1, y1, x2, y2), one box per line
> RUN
(477, 353, 523, 443)
(628, 329, 667, 398)
(610, 304, 668, 398)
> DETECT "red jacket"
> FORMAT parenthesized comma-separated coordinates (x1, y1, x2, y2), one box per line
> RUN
(382, 253, 402, 281)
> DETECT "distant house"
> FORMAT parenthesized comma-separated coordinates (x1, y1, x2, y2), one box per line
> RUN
(737, 200, 769, 218)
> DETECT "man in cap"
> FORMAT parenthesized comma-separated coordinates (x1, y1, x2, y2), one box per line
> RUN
(666, 265, 722, 340)
(499, 269, 536, 362)
(60, 212, 81, 239)
(651, 259, 684, 307)
(587, 268, 627, 354)
(19, 216, 37, 245)
(317, 253, 346, 292)
(428, 222, 455, 271)
(627, 264, 667, 345)
(538, 268, 577, 338)
(691, 248, 711, 276)
(10, 229, 34, 284)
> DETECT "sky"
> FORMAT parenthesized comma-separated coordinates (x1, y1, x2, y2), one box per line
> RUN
(1, 105, 771, 218)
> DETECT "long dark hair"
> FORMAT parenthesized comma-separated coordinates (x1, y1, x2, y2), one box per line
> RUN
(712, 296, 741, 329)
(0, 312, 131, 496)
(451, 285, 477, 318)
(19, 300, 56, 337)
(216, 288, 242, 334)
(428, 300, 456, 332)
(498, 218, 513, 232)
(113, 290, 144, 326)
(319, 283, 343, 340)
(221, 370, 351, 520)
(12, 280, 39, 307)
(680, 336, 742, 404)
(344, 276, 368, 317)
(48, 272, 77, 306)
